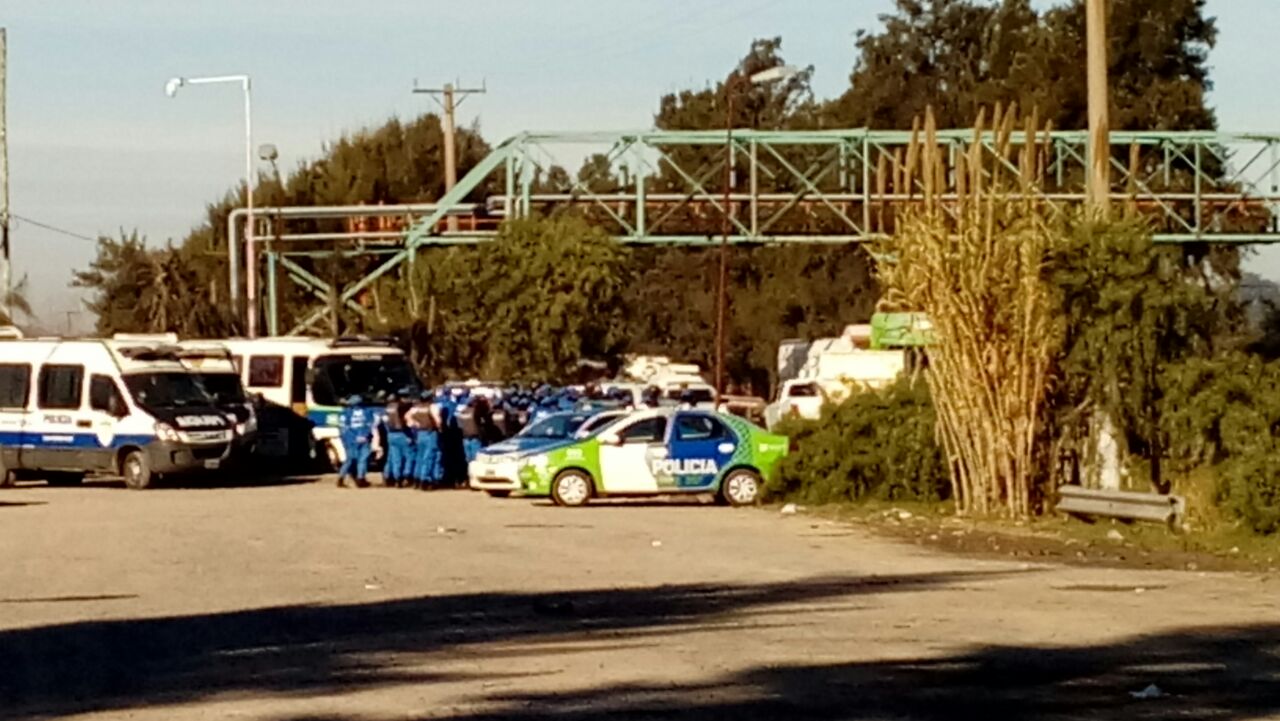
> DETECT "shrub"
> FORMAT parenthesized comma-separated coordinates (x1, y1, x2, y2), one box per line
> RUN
(1161, 353, 1280, 534)
(766, 376, 949, 504)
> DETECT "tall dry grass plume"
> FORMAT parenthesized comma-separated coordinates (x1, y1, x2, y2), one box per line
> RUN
(876, 105, 1062, 518)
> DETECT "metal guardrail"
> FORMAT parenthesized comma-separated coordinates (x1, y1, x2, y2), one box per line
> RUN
(1056, 485, 1186, 529)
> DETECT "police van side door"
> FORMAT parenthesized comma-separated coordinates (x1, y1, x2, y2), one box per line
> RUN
(665, 412, 738, 490)
(28, 363, 86, 470)
(87, 374, 130, 471)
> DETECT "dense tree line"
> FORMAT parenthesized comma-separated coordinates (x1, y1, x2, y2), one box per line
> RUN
(76, 0, 1224, 393)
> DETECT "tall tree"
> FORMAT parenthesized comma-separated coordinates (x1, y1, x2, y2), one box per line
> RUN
(828, 0, 1217, 131)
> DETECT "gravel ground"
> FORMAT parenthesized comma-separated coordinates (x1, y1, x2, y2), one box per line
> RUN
(1, 477, 1279, 720)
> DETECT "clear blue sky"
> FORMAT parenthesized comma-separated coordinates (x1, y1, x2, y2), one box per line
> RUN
(5, 0, 1280, 330)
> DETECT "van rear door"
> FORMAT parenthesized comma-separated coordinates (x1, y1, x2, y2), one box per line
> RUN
(0, 363, 31, 472)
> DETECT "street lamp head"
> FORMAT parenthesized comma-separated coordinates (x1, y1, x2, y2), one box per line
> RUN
(164, 77, 185, 98)
(749, 65, 802, 84)
(258, 143, 279, 162)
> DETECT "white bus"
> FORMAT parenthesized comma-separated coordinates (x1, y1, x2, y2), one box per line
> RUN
(208, 337, 422, 465)
(0, 339, 235, 489)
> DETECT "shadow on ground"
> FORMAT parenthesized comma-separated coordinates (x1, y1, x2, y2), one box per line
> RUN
(0, 571, 998, 718)
(272, 625, 1280, 721)
(6, 473, 318, 491)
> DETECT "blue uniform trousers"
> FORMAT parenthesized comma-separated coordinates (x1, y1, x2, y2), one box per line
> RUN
(339, 434, 372, 481)
(414, 430, 441, 487)
(463, 436, 482, 464)
(385, 431, 413, 484)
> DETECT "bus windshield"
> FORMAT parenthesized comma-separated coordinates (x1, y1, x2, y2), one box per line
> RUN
(312, 354, 421, 406)
(196, 372, 247, 405)
(124, 372, 214, 410)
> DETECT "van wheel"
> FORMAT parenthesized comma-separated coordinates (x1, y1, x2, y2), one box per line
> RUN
(551, 470, 593, 507)
(46, 473, 84, 487)
(0, 455, 13, 488)
(122, 450, 153, 490)
(720, 468, 762, 507)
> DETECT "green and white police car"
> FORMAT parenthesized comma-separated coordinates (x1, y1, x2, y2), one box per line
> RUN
(518, 408, 788, 507)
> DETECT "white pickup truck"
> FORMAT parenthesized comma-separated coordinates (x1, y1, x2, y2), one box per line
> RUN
(763, 349, 908, 430)
(762, 379, 829, 429)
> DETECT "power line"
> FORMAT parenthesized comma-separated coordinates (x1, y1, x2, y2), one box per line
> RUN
(9, 213, 97, 243)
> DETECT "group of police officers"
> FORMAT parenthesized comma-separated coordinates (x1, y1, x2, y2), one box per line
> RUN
(332, 383, 663, 489)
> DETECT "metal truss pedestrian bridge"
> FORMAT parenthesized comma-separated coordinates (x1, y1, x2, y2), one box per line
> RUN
(248, 128, 1280, 334)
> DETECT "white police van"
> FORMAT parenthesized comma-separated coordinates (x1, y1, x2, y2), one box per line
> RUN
(0, 339, 234, 490)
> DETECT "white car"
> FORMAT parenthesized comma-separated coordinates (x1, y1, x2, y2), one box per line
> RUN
(469, 409, 629, 496)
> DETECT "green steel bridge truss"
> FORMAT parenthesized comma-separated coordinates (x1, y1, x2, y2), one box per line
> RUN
(262, 129, 1280, 335)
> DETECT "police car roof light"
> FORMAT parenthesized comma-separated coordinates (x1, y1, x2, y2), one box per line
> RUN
(329, 336, 397, 349)
(117, 344, 184, 362)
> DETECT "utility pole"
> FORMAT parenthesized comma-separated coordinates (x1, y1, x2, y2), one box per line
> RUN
(413, 80, 485, 232)
(1086, 0, 1110, 219)
(0, 29, 11, 322)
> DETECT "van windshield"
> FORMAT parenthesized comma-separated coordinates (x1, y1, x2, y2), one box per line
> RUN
(124, 372, 214, 410)
(196, 372, 247, 405)
(312, 354, 421, 406)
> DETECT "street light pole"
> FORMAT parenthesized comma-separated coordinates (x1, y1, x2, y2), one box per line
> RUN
(713, 65, 800, 409)
(715, 76, 736, 410)
(165, 74, 258, 336)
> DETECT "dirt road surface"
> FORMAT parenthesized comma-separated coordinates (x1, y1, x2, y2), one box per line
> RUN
(2, 479, 1279, 720)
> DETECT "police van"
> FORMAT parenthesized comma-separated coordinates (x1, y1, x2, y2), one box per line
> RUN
(0, 339, 235, 490)
(212, 337, 422, 465)
(118, 335, 258, 452)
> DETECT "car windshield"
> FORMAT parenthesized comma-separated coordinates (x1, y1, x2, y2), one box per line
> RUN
(518, 414, 588, 440)
(312, 354, 421, 406)
(198, 372, 247, 405)
(576, 412, 625, 438)
(124, 372, 213, 410)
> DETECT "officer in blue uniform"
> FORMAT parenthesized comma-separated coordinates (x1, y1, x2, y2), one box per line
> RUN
(337, 394, 372, 488)
(381, 391, 413, 487)
(407, 391, 441, 490)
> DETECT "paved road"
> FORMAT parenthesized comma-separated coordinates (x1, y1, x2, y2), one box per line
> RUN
(1, 479, 1279, 720)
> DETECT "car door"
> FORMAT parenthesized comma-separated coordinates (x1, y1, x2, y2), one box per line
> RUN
(597, 415, 668, 493)
(664, 412, 739, 490)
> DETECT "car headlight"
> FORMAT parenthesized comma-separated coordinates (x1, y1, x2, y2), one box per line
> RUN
(520, 455, 548, 470)
(154, 422, 181, 442)
(235, 416, 257, 436)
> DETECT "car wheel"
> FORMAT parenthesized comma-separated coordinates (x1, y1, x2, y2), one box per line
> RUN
(485, 490, 511, 498)
(720, 468, 762, 507)
(122, 450, 154, 490)
(551, 470, 593, 507)
(46, 472, 84, 487)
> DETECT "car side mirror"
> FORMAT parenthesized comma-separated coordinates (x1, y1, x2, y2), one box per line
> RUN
(599, 432, 622, 446)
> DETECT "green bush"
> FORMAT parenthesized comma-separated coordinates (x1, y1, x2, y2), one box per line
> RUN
(766, 376, 949, 504)
(1161, 353, 1280, 534)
